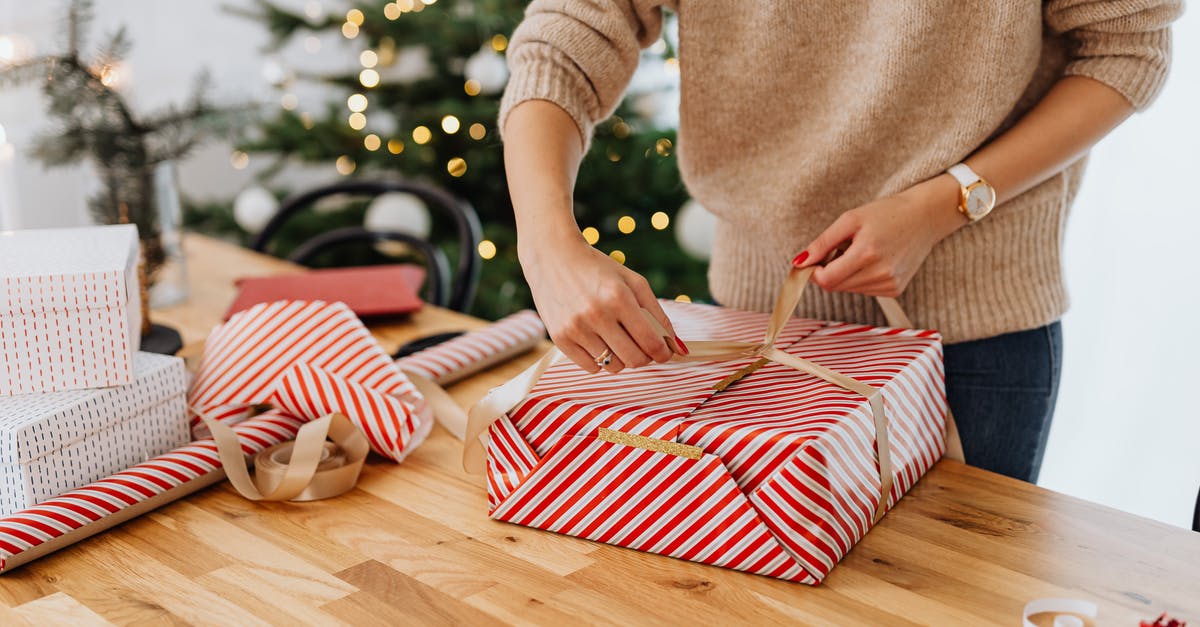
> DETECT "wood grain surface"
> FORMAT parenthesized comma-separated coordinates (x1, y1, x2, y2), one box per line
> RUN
(2, 235, 1196, 625)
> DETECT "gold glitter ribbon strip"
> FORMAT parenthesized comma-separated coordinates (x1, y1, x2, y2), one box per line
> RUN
(465, 265, 965, 523)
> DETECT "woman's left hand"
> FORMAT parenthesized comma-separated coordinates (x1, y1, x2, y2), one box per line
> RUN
(792, 174, 968, 297)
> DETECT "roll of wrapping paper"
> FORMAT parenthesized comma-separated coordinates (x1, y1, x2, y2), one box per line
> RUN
(395, 310, 546, 386)
(0, 412, 303, 574)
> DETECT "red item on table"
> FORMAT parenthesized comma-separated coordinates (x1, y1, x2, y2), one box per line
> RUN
(1141, 613, 1186, 627)
(224, 264, 424, 320)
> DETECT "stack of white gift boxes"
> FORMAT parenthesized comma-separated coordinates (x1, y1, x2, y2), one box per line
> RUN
(0, 224, 191, 516)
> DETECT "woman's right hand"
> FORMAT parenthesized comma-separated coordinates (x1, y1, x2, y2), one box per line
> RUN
(520, 237, 688, 373)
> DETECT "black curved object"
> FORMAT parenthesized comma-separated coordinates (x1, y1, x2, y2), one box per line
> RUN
(287, 226, 451, 308)
(252, 180, 482, 312)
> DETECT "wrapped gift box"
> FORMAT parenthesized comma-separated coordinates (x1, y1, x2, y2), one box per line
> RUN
(0, 352, 190, 516)
(0, 224, 141, 396)
(485, 300, 947, 584)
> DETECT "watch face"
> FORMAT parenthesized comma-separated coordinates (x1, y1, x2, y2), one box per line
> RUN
(966, 185, 996, 219)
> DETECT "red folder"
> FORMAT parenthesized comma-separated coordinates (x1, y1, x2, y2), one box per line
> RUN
(225, 265, 425, 320)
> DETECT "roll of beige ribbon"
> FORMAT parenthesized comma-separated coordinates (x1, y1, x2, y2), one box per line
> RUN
(1022, 598, 1099, 627)
(200, 411, 370, 502)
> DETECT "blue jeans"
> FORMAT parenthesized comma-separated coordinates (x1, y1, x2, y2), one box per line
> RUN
(943, 322, 1063, 483)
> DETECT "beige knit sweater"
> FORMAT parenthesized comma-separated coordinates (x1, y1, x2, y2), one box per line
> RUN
(499, 0, 1181, 343)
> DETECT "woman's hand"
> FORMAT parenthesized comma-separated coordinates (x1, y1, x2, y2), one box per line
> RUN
(520, 236, 687, 374)
(793, 174, 966, 297)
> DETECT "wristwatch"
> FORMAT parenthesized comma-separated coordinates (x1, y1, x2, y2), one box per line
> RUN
(946, 163, 997, 223)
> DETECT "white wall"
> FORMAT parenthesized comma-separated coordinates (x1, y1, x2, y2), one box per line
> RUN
(2, 2, 1197, 527)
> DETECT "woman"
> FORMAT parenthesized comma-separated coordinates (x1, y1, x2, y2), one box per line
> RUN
(498, 1, 1181, 482)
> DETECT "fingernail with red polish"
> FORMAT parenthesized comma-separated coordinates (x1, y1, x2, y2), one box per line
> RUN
(674, 335, 689, 355)
(791, 251, 809, 267)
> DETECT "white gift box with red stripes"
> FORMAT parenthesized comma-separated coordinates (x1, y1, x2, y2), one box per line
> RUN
(0, 351, 190, 517)
(487, 301, 947, 584)
(0, 224, 141, 396)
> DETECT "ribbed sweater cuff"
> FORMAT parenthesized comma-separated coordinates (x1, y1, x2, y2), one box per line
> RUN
(499, 44, 597, 152)
(1065, 29, 1172, 110)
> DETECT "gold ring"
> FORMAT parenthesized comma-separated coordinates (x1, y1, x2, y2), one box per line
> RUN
(593, 348, 613, 367)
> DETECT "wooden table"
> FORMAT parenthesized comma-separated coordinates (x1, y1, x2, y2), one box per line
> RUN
(1, 235, 1196, 625)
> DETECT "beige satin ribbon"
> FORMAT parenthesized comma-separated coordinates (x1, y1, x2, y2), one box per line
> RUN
(466, 265, 964, 523)
(198, 410, 369, 502)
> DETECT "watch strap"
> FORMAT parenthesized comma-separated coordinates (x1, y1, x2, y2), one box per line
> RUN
(947, 163, 980, 187)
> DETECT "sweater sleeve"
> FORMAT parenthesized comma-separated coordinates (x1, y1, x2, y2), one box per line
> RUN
(498, 0, 667, 151)
(1043, 0, 1183, 110)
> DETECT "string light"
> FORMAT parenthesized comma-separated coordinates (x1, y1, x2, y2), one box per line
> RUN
(612, 120, 631, 138)
(664, 57, 679, 74)
(347, 93, 368, 112)
(280, 93, 298, 110)
(304, 1, 323, 19)
(468, 123, 486, 140)
(422, 0, 437, 4)
(441, 115, 460, 134)
(463, 79, 481, 96)
(477, 239, 496, 259)
(364, 134, 381, 151)
(359, 50, 378, 68)
(650, 39, 667, 54)
(98, 64, 124, 87)
(674, 295, 692, 303)
(655, 138, 673, 157)
(582, 227, 600, 245)
(346, 9, 365, 25)
(617, 216, 636, 234)
(384, 3, 401, 19)
(300, 112, 314, 129)
(348, 112, 367, 130)
(359, 69, 380, 88)
(304, 36, 321, 53)
(230, 151, 249, 170)
(410, 0, 425, 11)
(447, 157, 467, 177)
(609, 250, 626, 264)
(491, 34, 508, 52)
(412, 126, 432, 144)
(335, 155, 356, 175)
(387, 139, 405, 154)
(397, 0, 415, 10)
(607, 149, 621, 163)
(342, 22, 359, 39)
(651, 211, 669, 230)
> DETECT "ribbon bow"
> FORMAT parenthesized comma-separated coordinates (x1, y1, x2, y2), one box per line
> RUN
(466, 265, 964, 522)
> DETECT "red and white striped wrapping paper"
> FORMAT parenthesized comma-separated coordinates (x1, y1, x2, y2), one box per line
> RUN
(189, 300, 431, 462)
(395, 309, 545, 385)
(0, 412, 305, 573)
(487, 300, 947, 584)
(0, 225, 142, 396)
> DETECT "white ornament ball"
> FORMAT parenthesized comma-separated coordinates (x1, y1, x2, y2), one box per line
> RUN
(364, 192, 430, 239)
(233, 186, 278, 233)
(675, 199, 717, 261)
(464, 46, 509, 94)
(382, 46, 434, 85)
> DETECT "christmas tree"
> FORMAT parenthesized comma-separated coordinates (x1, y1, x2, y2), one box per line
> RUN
(190, 0, 710, 320)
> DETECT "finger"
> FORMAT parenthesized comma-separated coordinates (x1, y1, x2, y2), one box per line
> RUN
(794, 212, 860, 268)
(834, 275, 895, 297)
(594, 317, 655, 369)
(575, 329, 620, 372)
(813, 245, 871, 292)
(621, 270, 684, 354)
(554, 337, 602, 373)
(833, 267, 888, 293)
(616, 279, 675, 362)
